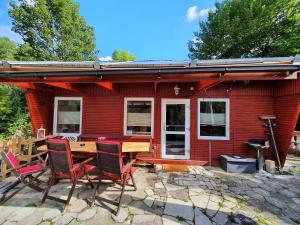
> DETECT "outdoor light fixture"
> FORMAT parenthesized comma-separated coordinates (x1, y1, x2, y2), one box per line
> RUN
(174, 84, 180, 96)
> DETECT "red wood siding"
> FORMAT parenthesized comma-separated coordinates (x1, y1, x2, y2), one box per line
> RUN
(25, 90, 54, 134)
(25, 78, 300, 166)
(273, 76, 300, 164)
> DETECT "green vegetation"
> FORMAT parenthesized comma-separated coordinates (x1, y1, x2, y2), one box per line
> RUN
(112, 49, 136, 61)
(0, 84, 32, 140)
(9, 0, 98, 61)
(256, 214, 270, 225)
(0, 37, 17, 60)
(175, 216, 186, 222)
(25, 202, 37, 207)
(188, 0, 300, 59)
(0, 0, 99, 140)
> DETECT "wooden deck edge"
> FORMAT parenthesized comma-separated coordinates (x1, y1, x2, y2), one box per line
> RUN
(135, 158, 208, 166)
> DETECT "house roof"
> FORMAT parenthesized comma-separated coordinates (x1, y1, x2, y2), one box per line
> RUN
(0, 56, 299, 82)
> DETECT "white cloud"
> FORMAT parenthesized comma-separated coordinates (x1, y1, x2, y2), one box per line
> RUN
(99, 56, 112, 61)
(186, 6, 214, 22)
(0, 25, 23, 43)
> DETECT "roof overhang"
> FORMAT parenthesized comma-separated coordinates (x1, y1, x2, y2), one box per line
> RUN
(0, 56, 299, 83)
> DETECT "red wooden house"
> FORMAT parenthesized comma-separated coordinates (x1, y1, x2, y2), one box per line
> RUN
(1, 56, 299, 166)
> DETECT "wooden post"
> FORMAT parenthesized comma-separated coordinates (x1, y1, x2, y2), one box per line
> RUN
(28, 137, 33, 163)
(11, 137, 17, 154)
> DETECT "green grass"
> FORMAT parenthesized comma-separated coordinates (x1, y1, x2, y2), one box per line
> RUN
(176, 216, 186, 222)
(25, 202, 37, 207)
(294, 168, 300, 174)
(219, 202, 224, 208)
(290, 217, 300, 224)
(256, 214, 270, 225)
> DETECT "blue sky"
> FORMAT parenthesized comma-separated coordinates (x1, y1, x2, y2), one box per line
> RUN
(0, 0, 216, 60)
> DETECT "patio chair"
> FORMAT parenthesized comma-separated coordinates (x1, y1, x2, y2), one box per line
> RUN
(61, 135, 78, 142)
(41, 139, 94, 211)
(91, 140, 137, 214)
(0, 147, 47, 204)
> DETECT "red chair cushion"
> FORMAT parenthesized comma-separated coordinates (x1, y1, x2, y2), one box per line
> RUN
(73, 164, 95, 175)
(5, 151, 20, 168)
(18, 164, 43, 176)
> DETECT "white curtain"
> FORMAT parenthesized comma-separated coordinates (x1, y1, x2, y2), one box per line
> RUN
(58, 112, 80, 124)
(200, 113, 225, 126)
(127, 113, 151, 126)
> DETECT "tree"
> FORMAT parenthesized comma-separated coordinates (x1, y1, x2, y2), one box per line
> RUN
(9, 0, 99, 61)
(188, 0, 300, 59)
(0, 37, 17, 60)
(112, 49, 136, 61)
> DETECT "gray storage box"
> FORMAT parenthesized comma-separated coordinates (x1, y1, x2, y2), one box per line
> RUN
(220, 155, 256, 173)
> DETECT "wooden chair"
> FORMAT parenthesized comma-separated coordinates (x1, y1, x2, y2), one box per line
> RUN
(91, 140, 137, 214)
(61, 136, 78, 142)
(0, 147, 47, 204)
(1, 137, 47, 179)
(41, 139, 94, 211)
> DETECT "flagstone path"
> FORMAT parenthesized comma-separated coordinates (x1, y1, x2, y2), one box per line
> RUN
(0, 154, 300, 225)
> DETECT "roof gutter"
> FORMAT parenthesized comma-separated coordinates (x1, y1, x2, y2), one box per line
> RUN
(0, 65, 299, 78)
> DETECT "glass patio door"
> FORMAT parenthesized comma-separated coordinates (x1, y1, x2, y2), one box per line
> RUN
(161, 99, 190, 159)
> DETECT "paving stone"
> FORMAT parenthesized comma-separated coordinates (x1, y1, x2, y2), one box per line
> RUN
(9, 207, 36, 221)
(223, 200, 236, 209)
(145, 188, 154, 196)
(212, 212, 228, 225)
(223, 195, 237, 203)
(131, 190, 147, 201)
(162, 215, 192, 225)
(43, 208, 62, 221)
(265, 197, 286, 209)
(154, 199, 165, 208)
(144, 196, 155, 208)
(206, 201, 219, 218)
(292, 198, 300, 205)
(209, 194, 223, 204)
(194, 208, 212, 225)
(169, 189, 189, 201)
(132, 215, 162, 225)
(164, 198, 194, 221)
(155, 182, 165, 189)
(38, 222, 52, 225)
(111, 208, 128, 223)
(280, 189, 297, 198)
(190, 195, 209, 209)
(68, 198, 88, 213)
(252, 188, 271, 197)
(53, 213, 77, 225)
(129, 200, 147, 214)
(155, 188, 168, 197)
(77, 208, 96, 221)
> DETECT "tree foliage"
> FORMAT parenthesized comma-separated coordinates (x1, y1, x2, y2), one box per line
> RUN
(112, 49, 136, 61)
(188, 0, 300, 59)
(0, 85, 32, 140)
(9, 0, 99, 61)
(0, 37, 17, 60)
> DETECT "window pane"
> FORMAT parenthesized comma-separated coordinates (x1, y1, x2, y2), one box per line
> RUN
(199, 101, 227, 137)
(126, 100, 152, 135)
(166, 134, 185, 155)
(57, 100, 81, 133)
(166, 104, 185, 131)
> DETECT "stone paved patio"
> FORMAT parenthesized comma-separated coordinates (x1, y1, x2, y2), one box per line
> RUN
(1, 154, 300, 225)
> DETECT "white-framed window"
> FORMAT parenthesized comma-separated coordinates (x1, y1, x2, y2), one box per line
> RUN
(53, 97, 82, 136)
(124, 97, 154, 136)
(198, 98, 230, 140)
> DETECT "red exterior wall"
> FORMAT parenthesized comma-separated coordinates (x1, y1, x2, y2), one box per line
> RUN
(25, 79, 300, 166)
(273, 76, 300, 164)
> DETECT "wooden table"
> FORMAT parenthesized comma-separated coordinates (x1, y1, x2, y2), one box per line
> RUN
(37, 141, 150, 153)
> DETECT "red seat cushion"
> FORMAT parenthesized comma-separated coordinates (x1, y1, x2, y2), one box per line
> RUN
(18, 164, 43, 176)
(73, 164, 95, 175)
(122, 166, 137, 174)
